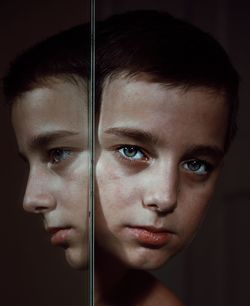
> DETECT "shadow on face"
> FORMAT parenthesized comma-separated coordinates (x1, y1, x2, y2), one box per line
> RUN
(11, 78, 89, 269)
(95, 75, 228, 270)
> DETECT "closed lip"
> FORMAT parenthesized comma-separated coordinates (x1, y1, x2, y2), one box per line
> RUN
(46, 226, 71, 233)
(128, 225, 172, 233)
(125, 225, 173, 247)
(46, 226, 72, 246)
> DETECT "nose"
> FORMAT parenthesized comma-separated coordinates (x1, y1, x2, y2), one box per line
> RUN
(23, 166, 56, 214)
(142, 162, 179, 214)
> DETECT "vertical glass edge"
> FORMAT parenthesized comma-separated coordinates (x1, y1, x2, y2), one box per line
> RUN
(88, 0, 95, 305)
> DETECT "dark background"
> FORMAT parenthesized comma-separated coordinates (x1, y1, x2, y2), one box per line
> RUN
(0, 1, 249, 306)
(0, 1, 89, 306)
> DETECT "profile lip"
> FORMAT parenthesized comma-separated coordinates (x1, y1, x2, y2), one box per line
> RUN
(47, 226, 72, 247)
(46, 226, 71, 235)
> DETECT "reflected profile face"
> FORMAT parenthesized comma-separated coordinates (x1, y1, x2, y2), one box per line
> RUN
(96, 76, 228, 270)
(12, 78, 88, 269)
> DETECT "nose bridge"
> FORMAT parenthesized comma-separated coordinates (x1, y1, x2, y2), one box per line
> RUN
(142, 158, 179, 213)
(23, 164, 56, 213)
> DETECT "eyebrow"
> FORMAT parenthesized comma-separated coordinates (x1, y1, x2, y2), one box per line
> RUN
(104, 127, 224, 159)
(183, 145, 225, 160)
(104, 127, 159, 145)
(28, 130, 79, 150)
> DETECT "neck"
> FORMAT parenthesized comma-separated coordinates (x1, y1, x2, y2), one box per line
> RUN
(94, 245, 129, 305)
(93, 246, 157, 306)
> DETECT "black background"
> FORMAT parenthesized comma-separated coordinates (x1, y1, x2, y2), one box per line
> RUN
(0, 1, 89, 306)
(0, 1, 250, 305)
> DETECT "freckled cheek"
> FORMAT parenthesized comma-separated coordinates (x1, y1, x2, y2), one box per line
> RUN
(96, 157, 122, 193)
(96, 174, 140, 230)
(97, 166, 139, 205)
(58, 166, 88, 215)
(66, 155, 89, 187)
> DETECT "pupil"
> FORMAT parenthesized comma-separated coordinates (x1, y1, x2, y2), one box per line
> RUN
(189, 160, 200, 171)
(54, 150, 62, 161)
(124, 146, 137, 157)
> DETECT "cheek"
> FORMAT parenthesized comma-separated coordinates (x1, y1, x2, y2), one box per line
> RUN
(96, 175, 127, 221)
(178, 182, 216, 240)
(96, 161, 140, 229)
(96, 163, 139, 209)
(96, 156, 123, 203)
(60, 160, 88, 213)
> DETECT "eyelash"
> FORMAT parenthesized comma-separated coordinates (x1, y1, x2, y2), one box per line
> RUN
(181, 159, 213, 175)
(115, 145, 214, 175)
(116, 145, 149, 163)
(47, 148, 72, 165)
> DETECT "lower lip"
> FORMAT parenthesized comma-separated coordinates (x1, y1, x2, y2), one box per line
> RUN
(126, 227, 171, 247)
(50, 228, 71, 246)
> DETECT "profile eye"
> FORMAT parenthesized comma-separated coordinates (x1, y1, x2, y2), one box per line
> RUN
(118, 146, 145, 160)
(49, 148, 71, 164)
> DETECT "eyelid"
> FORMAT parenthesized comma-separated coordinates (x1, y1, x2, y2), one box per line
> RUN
(181, 158, 214, 175)
(47, 147, 73, 165)
(115, 144, 150, 163)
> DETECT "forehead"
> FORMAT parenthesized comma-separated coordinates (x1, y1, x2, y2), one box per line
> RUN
(99, 76, 228, 148)
(12, 80, 87, 124)
(12, 80, 87, 149)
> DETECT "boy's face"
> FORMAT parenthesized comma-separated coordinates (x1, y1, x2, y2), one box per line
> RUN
(96, 76, 228, 270)
(12, 79, 88, 269)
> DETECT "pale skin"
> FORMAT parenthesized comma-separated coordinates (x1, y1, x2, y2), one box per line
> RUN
(12, 78, 89, 269)
(11, 74, 229, 304)
(95, 75, 229, 305)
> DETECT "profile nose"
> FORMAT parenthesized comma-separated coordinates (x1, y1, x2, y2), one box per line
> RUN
(142, 162, 179, 214)
(23, 167, 56, 214)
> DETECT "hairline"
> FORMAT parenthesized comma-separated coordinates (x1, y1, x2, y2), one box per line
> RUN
(8, 73, 87, 107)
(103, 70, 228, 100)
(101, 70, 232, 152)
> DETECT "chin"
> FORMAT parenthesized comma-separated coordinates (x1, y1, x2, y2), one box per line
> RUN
(65, 248, 88, 270)
(121, 246, 173, 271)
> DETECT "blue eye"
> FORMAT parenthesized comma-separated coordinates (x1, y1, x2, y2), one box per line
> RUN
(49, 148, 71, 164)
(118, 146, 145, 160)
(182, 159, 211, 175)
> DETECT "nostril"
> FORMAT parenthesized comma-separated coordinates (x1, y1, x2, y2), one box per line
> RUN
(143, 192, 178, 214)
(142, 164, 179, 213)
(34, 205, 51, 213)
(23, 194, 56, 214)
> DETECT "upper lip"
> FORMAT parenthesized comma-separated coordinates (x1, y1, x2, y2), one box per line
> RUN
(46, 226, 71, 235)
(128, 225, 172, 233)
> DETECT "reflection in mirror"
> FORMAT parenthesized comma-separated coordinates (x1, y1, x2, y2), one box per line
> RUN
(94, 9, 239, 306)
(2, 21, 91, 305)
